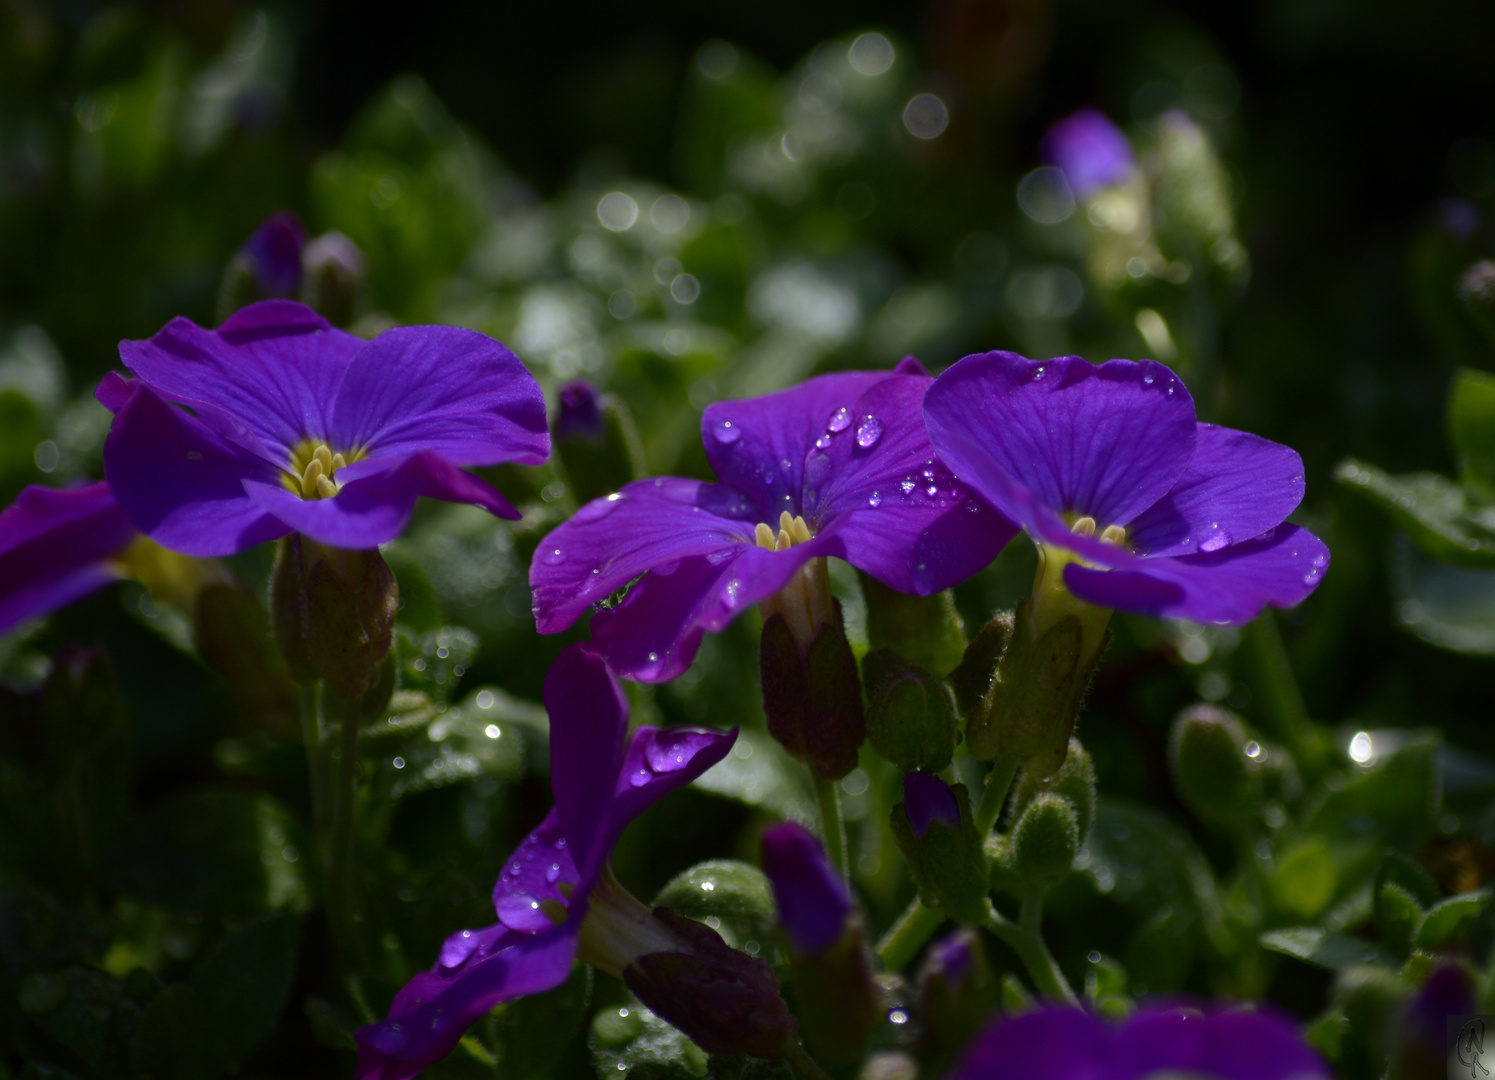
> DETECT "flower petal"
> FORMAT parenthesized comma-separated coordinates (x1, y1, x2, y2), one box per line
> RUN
(760, 822, 851, 954)
(924, 351, 1196, 530)
(701, 371, 889, 522)
(948, 1007, 1109, 1080)
(329, 325, 549, 466)
(1116, 1006, 1331, 1080)
(1064, 524, 1330, 624)
(118, 301, 363, 460)
(1126, 423, 1305, 557)
(808, 374, 1015, 593)
(529, 477, 759, 636)
(600, 723, 736, 864)
(491, 808, 581, 932)
(0, 483, 136, 635)
(354, 922, 579, 1080)
(104, 386, 289, 557)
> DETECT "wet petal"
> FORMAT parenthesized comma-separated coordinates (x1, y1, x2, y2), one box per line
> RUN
(490, 808, 581, 931)
(601, 724, 736, 864)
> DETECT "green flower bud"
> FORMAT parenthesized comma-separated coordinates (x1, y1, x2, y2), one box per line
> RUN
(654, 860, 777, 930)
(890, 777, 988, 924)
(948, 612, 1012, 718)
(301, 231, 365, 328)
(1168, 704, 1261, 833)
(1009, 792, 1080, 888)
(915, 929, 997, 1077)
(862, 649, 958, 772)
(857, 571, 967, 677)
(1144, 111, 1247, 288)
(1010, 738, 1097, 847)
(760, 602, 865, 780)
(781, 926, 881, 1068)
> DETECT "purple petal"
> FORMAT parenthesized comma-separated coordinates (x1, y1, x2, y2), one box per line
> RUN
(118, 302, 363, 461)
(702, 371, 889, 523)
(1116, 1005, 1330, 1080)
(103, 385, 289, 557)
(587, 541, 831, 683)
(242, 212, 307, 298)
(949, 1008, 1109, 1080)
(1126, 424, 1305, 557)
(491, 808, 581, 931)
(95, 372, 134, 414)
(395, 452, 521, 520)
(903, 771, 961, 837)
(1041, 108, 1135, 201)
(354, 922, 579, 1080)
(808, 374, 1015, 594)
(329, 325, 548, 467)
(894, 356, 930, 377)
(601, 723, 737, 862)
(556, 380, 605, 441)
(924, 352, 1196, 531)
(760, 823, 851, 955)
(543, 644, 630, 885)
(0, 483, 136, 635)
(1064, 524, 1330, 624)
(529, 478, 758, 637)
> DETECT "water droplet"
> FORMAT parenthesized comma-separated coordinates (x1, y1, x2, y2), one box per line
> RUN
(631, 768, 653, 787)
(900, 478, 916, 495)
(1311, 553, 1327, 568)
(922, 466, 935, 480)
(712, 419, 742, 445)
(1199, 527, 1231, 553)
(965, 501, 980, 514)
(1033, 366, 1046, 381)
(827, 406, 852, 433)
(1143, 372, 1155, 385)
(555, 838, 566, 849)
(867, 491, 883, 508)
(1166, 385, 1175, 396)
(925, 484, 938, 497)
(546, 863, 562, 884)
(815, 434, 832, 449)
(369, 1022, 409, 1055)
(647, 651, 659, 663)
(510, 863, 522, 876)
(541, 546, 564, 565)
(779, 458, 792, 471)
(855, 415, 883, 448)
(722, 579, 742, 607)
(574, 495, 622, 523)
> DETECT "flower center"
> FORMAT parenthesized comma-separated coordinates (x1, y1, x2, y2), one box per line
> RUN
(576, 867, 687, 978)
(282, 439, 362, 500)
(753, 510, 813, 552)
(754, 512, 833, 649)
(1028, 515, 1127, 663)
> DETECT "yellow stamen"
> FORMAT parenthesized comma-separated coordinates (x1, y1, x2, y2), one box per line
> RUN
(754, 522, 776, 550)
(315, 474, 338, 499)
(300, 457, 325, 496)
(330, 452, 347, 472)
(283, 438, 364, 500)
(1071, 516, 1097, 537)
(1100, 524, 1127, 545)
(313, 445, 332, 472)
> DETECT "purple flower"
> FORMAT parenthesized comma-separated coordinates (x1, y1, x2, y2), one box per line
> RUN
(950, 1004, 1330, 1080)
(924, 352, 1329, 627)
(0, 482, 136, 635)
(530, 359, 1014, 682)
(555, 379, 605, 442)
(356, 644, 735, 1080)
(903, 771, 961, 837)
(98, 301, 549, 556)
(761, 823, 852, 955)
(1041, 109, 1136, 202)
(241, 212, 308, 299)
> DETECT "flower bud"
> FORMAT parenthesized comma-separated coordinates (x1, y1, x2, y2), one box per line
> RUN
(1144, 111, 1247, 287)
(301, 230, 365, 328)
(1008, 792, 1080, 889)
(1010, 738, 1097, 847)
(915, 929, 997, 1076)
(271, 536, 399, 700)
(857, 571, 967, 677)
(193, 584, 299, 734)
(1168, 704, 1261, 833)
(1041, 108, 1136, 202)
(760, 603, 865, 780)
(1334, 964, 1412, 1071)
(552, 380, 647, 506)
(890, 774, 988, 924)
(862, 649, 958, 773)
(762, 824, 850, 955)
(948, 612, 1012, 718)
(218, 212, 306, 320)
(1389, 964, 1473, 1080)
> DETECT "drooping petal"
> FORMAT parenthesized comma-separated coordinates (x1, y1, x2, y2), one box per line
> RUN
(600, 723, 736, 870)
(104, 386, 289, 557)
(1063, 524, 1330, 624)
(491, 809, 581, 932)
(924, 351, 1196, 531)
(118, 301, 363, 460)
(761, 822, 851, 955)
(807, 374, 1014, 593)
(701, 371, 889, 523)
(329, 325, 549, 467)
(1115, 1006, 1331, 1080)
(0, 483, 136, 635)
(1126, 424, 1305, 557)
(529, 478, 759, 637)
(948, 1007, 1109, 1080)
(354, 923, 579, 1080)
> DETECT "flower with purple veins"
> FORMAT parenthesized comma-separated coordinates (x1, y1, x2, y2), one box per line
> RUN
(98, 300, 548, 556)
(1041, 108, 1137, 202)
(356, 643, 745, 1080)
(761, 822, 852, 954)
(530, 358, 1014, 682)
(923, 351, 1329, 640)
(949, 1003, 1330, 1080)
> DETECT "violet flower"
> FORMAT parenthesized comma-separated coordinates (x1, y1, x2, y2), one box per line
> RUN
(0, 482, 136, 635)
(531, 359, 1014, 682)
(924, 352, 1329, 634)
(99, 300, 548, 556)
(903, 770, 962, 837)
(950, 1004, 1330, 1080)
(1041, 108, 1136, 202)
(761, 822, 852, 954)
(357, 644, 737, 1080)
(241, 212, 308, 299)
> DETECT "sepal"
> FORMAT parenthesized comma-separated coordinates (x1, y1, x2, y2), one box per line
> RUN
(890, 776, 988, 924)
(760, 604, 865, 780)
(862, 649, 959, 772)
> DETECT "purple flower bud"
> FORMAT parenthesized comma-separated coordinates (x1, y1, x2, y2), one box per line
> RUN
(1392, 964, 1474, 1074)
(556, 380, 605, 442)
(1040, 108, 1135, 201)
(925, 928, 976, 990)
(242, 212, 308, 299)
(761, 822, 851, 954)
(904, 771, 961, 838)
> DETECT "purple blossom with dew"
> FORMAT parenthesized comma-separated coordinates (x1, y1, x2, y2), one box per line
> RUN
(949, 1003, 1330, 1080)
(1041, 108, 1136, 202)
(902, 771, 961, 837)
(0, 482, 137, 635)
(761, 822, 852, 955)
(98, 300, 548, 556)
(924, 352, 1329, 627)
(356, 644, 736, 1080)
(530, 358, 1015, 682)
(241, 212, 308, 299)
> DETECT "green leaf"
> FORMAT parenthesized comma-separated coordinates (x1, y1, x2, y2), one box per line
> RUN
(22, 966, 142, 1077)
(191, 914, 300, 1068)
(132, 983, 212, 1080)
(1450, 367, 1495, 492)
(1334, 458, 1495, 568)
(1415, 890, 1490, 948)
(378, 685, 535, 797)
(1391, 534, 1495, 655)
(1272, 841, 1338, 920)
(1259, 927, 1392, 971)
(654, 860, 778, 953)
(589, 1000, 709, 1080)
(690, 727, 816, 822)
(1304, 732, 1441, 853)
(481, 961, 591, 1079)
(1374, 882, 1421, 958)
(397, 626, 479, 705)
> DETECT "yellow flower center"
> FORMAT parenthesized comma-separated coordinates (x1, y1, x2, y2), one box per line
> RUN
(1028, 515, 1128, 664)
(282, 439, 364, 500)
(754, 512, 833, 649)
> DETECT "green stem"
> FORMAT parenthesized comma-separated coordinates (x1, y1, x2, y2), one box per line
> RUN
(984, 900, 1077, 1005)
(814, 773, 849, 884)
(1243, 613, 1323, 773)
(300, 682, 327, 835)
(329, 691, 363, 966)
(780, 1040, 835, 1080)
(1020, 885, 1043, 938)
(875, 899, 945, 972)
(975, 756, 1021, 837)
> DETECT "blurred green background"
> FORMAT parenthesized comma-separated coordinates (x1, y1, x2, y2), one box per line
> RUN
(4, 1, 1495, 1077)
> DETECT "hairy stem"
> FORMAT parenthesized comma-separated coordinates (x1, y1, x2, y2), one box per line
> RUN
(975, 756, 1021, 837)
(814, 772, 849, 884)
(876, 899, 945, 972)
(985, 900, 1077, 1005)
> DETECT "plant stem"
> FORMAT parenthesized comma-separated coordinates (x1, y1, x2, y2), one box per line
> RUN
(781, 1040, 835, 1080)
(876, 898, 945, 972)
(1244, 612, 1324, 773)
(329, 691, 363, 967)
(975, 756, 1021, 837)
(814, 772, 849, 884)
(985, 900, 1077, 1005)
(301, 681, 328, 834)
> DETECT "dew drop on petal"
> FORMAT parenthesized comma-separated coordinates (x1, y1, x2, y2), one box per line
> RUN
(1143, 372, 1155, 385)
(925, 484, 938, 497)
(855, 415, 883, 448)
(546, 863, 562, 884)
(1199, 526, 1231, 553)
(965, 500, 980, 514)
(827, 406, 852, 433)
(868, 491, 882, 508)
(722, 579, 742, 607)
(574, 495, 623, 523)
(1311, 552, 1327, 568)
(900, 478, 916, 495)
(369, 1022, 409, 1055)
(542, 547, 565, 565)
(712, 419, 742, 445)
(815, 434, 832, 449)
(1033, 366, 1046, 381)
(631, 768, 653, 787)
